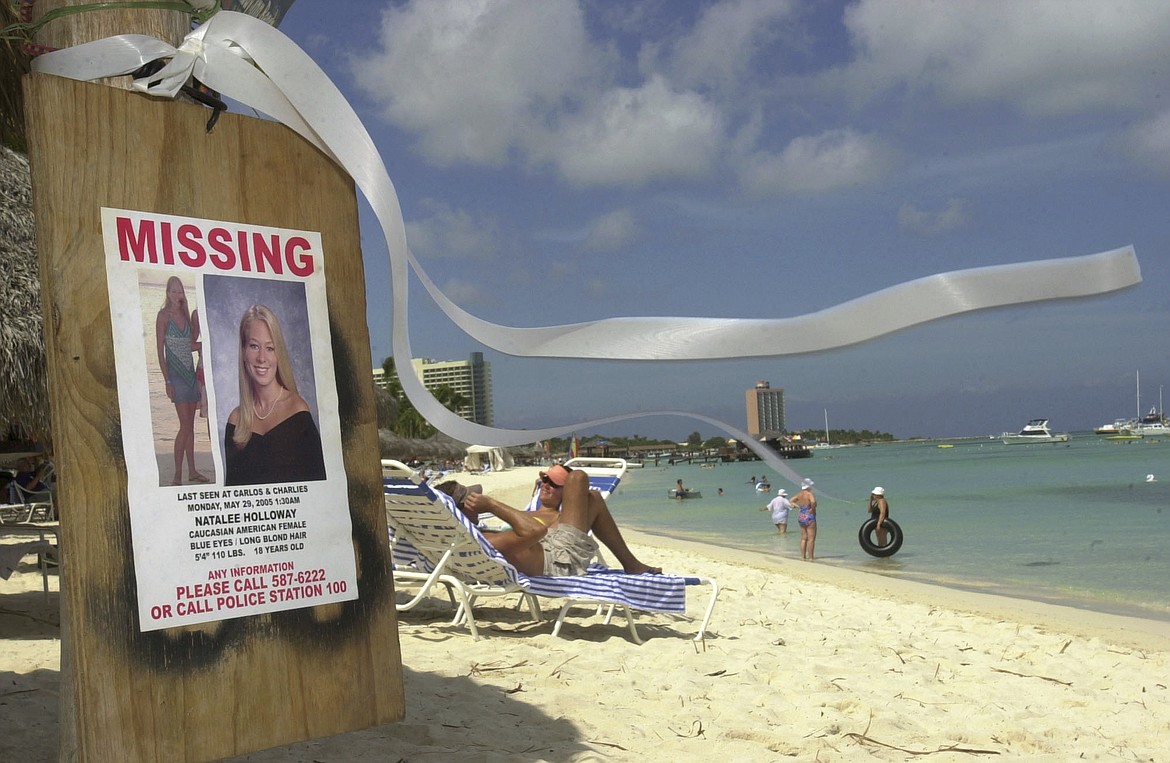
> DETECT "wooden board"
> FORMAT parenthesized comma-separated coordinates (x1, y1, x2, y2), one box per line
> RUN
(23, 72, 403, 762)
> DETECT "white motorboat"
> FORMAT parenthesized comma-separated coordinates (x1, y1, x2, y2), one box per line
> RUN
(1093, 419, 1131, 435)
(1001, 418, 1070, 445)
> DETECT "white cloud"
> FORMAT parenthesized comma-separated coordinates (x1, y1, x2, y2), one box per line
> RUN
(543, 260, 577, 283)
(349, 0, 599, 166)
(738, 128, 898, 196)
(437, 277, 486, 307)
(342, 0, 1170, 198)
(585, 278, 609, 300)
(657, 0, 800, 93)
(405, 200, 500, 260)
(349, 0, 728, 188)
(898, 198, 970, 235)
(583, 208, 638, 252)
(839, 0, 1170, 117)
(550, 75, 724, 187)
(1117, 110, 1170, 177)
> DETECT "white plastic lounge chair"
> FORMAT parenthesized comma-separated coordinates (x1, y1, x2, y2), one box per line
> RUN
(383, 469, 541, 640)
(383, 462, 719, 643)
(561, 456, 625, 497)
(6, 480, 55, 522)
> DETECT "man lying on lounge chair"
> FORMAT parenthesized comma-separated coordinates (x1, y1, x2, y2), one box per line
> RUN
(453, 464, 662, 578)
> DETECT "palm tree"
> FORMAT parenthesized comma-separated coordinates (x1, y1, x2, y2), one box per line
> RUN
(431, 384, 470, 418)
(378, 358, 470, 438)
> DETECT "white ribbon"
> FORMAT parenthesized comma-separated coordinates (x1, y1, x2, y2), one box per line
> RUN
(32, 11, 1143, 486)
(408, 245, 1139, 359)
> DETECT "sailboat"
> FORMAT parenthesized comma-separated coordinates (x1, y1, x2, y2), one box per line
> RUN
(1121, 372, 1169, 437)
(812, 409, 843, 449)
(1097, 371, 1141, 436)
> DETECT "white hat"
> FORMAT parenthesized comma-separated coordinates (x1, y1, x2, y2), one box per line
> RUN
(872, 486, 885, 496)
(801, 478, 814, 489)
(777, 488, 788, 497)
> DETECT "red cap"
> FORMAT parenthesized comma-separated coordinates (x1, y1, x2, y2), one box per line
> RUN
(542, 464, 570, 487)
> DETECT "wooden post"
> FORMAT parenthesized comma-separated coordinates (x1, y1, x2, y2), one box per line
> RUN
(24, 7, 404, 761)
(33, 0, 187, 54)
(29, 5, 187, 757)
(33, 0, 187, 88)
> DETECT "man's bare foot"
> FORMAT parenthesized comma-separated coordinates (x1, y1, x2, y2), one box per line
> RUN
(624, 563, 662, 575)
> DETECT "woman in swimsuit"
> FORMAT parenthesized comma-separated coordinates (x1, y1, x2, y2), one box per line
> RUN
(869, 486, 889, 547)
(792, 478, 818, 560)
(224, 304, 325, 486)
(155, 276, 209, 486)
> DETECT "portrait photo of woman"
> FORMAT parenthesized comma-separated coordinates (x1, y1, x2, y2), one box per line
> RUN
(223, 303, 326, 486)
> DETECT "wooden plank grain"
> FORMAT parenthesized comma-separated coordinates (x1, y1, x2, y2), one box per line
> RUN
(24, 72, 403, 763)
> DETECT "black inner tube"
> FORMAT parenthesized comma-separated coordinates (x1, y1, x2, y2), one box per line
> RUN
(859, 517, 903, 557)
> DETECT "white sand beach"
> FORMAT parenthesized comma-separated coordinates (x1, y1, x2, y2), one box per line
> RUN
(3, 465, 1169, 762)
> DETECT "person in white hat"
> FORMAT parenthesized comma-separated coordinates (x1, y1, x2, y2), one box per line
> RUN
(760, 487, 793, 534)
(869, 487, 890, 547)
(792, 478, 818, 560)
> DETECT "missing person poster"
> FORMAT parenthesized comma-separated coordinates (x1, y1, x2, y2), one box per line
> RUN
(102, 208, 358, 631)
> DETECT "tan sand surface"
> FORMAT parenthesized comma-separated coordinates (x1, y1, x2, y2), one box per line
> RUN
(3, 465, 1168, 762)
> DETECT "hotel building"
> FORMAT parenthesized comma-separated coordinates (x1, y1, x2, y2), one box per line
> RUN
(374, 351, 494, 426)
(746, 380, 785, 438)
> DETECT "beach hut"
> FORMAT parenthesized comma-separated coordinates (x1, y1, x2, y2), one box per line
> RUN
(378, 428, 469, 462)
(0, 3, 48, 443)
(0, 146, 50, 443)
(426, 430, 471, 460)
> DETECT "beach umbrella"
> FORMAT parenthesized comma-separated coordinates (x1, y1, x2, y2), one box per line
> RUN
(0, 145, 50, 442)
(377, 428, 468, 462)
(377, 429, 416, 461)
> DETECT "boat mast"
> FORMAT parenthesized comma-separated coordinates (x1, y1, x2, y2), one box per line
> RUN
(824, 408, 830, 446)
(1136, 370, 1141, 420)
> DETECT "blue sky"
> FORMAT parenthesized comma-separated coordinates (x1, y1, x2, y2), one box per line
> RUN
(274, 0, 1170, 440)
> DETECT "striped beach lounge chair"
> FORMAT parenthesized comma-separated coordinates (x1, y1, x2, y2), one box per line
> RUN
(383, 460, 719, 643)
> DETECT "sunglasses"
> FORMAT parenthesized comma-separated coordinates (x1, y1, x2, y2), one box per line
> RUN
(540, 474, 563, 487)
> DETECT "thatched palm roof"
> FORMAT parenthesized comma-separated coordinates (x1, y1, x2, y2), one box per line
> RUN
(0, 146, 49, 441)
(378, 429, 470, 462)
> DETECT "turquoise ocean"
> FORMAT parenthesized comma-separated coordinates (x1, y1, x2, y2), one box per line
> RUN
(609, 436, 1170, 622)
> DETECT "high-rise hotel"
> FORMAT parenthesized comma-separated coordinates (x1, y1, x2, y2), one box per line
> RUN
(374, 351, 494, 426)
(746, 380, 785, 438)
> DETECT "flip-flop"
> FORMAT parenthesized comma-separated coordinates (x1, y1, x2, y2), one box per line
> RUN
(189, 473, 212, 484)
